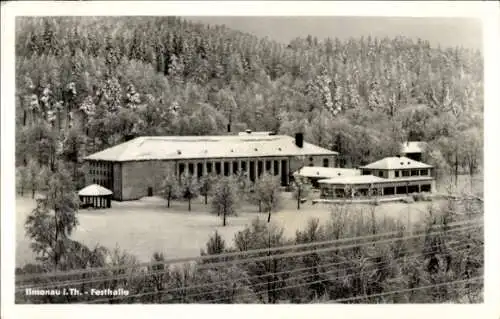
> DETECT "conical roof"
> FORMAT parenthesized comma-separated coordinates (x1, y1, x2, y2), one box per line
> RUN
(78, 184, 113, 196)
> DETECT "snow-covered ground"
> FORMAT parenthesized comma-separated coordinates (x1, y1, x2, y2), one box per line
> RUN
(15, 193, 443, 266)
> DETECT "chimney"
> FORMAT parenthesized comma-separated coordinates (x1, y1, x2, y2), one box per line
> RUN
(295, 133, 304, 148)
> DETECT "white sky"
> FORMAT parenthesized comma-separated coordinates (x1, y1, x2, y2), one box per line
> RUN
(187, 16, 483, 50)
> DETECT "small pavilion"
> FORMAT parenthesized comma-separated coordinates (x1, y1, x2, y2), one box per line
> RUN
(78, 184, 113, 209)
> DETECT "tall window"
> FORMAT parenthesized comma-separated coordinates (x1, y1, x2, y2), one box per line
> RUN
(395, 171, 400, 178)
(224, 162, 230, 176)
(323, 158, 329, 167)
(378, 171, 384, 178)
(197, 163, 203, 177)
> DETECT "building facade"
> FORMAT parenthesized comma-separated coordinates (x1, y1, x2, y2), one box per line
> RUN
(318, 156, 435, 199)
(84, 133, 338, 201)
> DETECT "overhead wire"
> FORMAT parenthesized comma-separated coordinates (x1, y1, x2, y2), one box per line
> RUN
(42, 241, 472, 299)
(155, 243, 482, 304)
(17, 224, 480, 291)
(205, 275, 483, 304)
(16, 217, 482, 282)
(86, 241, 482, 304)
(17, 221, 481, 290)
(332, 276, 483, 303)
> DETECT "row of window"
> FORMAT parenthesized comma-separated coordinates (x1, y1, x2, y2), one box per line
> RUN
(90, 169, 112, 176)
(321, 184, 432, 198)
(307, 157, 330, 167)
(394, 169, 429, 178)
(176, 159, 290, 185)
(178, 160, 285, 176)
(89, 161, 112, 169)
(363, 169, 430, 178)
(89, 161, 113, 177)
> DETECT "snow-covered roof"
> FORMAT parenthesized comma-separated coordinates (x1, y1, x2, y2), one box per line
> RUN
(359, 156, 433, 170)
(84, 135, 337, 162)
(294, 167, 360, 179)
(78, 184, 113, 196)
(318, 175, 386, 185)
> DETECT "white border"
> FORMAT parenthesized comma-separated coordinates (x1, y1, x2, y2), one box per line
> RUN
(1, 1, 499, 319)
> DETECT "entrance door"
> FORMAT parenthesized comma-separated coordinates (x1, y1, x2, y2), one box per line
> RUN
(147, 187, 153, 197)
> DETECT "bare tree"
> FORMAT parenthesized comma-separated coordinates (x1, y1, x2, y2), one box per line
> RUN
(458, 128, 482, 193)
(255, 173, 282, 223)
(199, 173, 218, 205)
(292, 175, 312, 210)
(180, 171, 199, 211)
(211, 177, 238, 226)
(162, 169, 180, 208)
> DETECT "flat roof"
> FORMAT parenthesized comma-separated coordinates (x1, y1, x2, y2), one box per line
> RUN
(84, 135, 337, 162)
(294, 167, 360, 179)
(318, 175, 386, 185)
(359, 156, 433, 170)
(318, 176, 434, 185)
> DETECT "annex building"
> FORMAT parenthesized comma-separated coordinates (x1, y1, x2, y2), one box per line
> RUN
(293, 166, 361, 188)
(318, 156, 435, 199)
(84, 132, 338, 201)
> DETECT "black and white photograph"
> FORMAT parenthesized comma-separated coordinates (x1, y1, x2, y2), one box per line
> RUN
(1, 1, 499, 318)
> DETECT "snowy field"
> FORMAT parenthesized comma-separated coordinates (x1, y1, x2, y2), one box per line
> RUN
(15, 192, 445, 266)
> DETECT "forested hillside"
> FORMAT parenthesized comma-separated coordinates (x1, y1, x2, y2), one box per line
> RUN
(14, 17, 484, 304)
(15, 17, 483, 189)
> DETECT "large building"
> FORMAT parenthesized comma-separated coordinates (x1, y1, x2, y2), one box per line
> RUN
(84, 133, 338, 201)
(318, 156, 435, 199)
